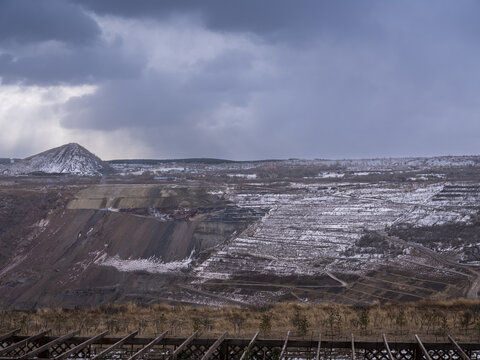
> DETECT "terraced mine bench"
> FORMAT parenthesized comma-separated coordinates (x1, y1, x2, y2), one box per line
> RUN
(1, 329, 480, 360)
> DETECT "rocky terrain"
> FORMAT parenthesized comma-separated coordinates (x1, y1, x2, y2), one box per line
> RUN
(0, 143, 112, 176)
(1, 144, 480, 308)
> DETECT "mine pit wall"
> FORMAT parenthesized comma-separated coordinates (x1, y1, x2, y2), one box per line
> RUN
(66, 184, 223, 210)
(63, 183, 251, 263)
(90, 211, 244, 262)
(0, 184, 258, 308)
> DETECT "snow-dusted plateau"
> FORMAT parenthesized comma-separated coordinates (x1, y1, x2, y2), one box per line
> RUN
(1, 144, 480, 308)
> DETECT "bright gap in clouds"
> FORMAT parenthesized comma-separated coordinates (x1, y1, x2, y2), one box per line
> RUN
(2, 1, 480, 160)
(0, 82, 150, 159)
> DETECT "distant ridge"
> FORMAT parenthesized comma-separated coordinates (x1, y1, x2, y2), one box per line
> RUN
(0, 143, 112, 176)
(0, 158, 19, 165)
(108, 158, 283, 165)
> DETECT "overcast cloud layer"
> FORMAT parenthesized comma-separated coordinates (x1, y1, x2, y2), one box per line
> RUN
(0, 0, 479, 160)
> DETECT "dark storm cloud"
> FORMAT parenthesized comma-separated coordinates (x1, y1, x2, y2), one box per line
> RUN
(61, 49, 263, 130)
(2, 0, 480, 159)
(0, 0, 100, 45)
(74, 0, 375, 43)
(59, 0, 480, 158)
(0, 0, 143, 85)
(0, 42, 144, 85)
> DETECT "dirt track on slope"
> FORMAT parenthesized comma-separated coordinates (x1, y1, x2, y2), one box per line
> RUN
(378, 230, 480, 299)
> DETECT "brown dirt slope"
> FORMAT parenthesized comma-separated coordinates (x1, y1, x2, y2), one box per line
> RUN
(0, 184, 256, 309)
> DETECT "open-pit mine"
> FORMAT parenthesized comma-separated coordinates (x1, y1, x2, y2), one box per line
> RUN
(1, 144, 480, 308)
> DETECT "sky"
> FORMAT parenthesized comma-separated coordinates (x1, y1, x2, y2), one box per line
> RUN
(0, 0, 479, 160)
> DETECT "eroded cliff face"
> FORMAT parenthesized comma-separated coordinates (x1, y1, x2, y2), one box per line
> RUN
(0, 186, 69, 266)
(3, 155, 480, 309)
(0, 183, 264, 308)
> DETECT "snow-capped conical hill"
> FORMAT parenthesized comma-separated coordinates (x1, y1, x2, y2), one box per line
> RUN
(1, 143, 112, 176)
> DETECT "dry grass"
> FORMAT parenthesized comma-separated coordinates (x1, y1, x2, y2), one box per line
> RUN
(2, 299, 480, 342)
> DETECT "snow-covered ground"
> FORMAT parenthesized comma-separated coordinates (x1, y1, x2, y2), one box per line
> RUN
(108, 155, 480, 181)
(318, 156, 478, 171)
(194, 181, 480, 280)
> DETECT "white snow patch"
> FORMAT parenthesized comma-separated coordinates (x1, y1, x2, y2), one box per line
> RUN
(35, 218, 50, 230)
(96, 253, 194, 273)
(227, 173, 257, 179)
(318, 172, 345, 178)
(99, 207, 120, 213)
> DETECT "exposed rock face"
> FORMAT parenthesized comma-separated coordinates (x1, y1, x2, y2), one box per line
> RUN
(1, 155, 480, 308)
(0, 143, 112, 176)
(0, 184, 262, 309)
